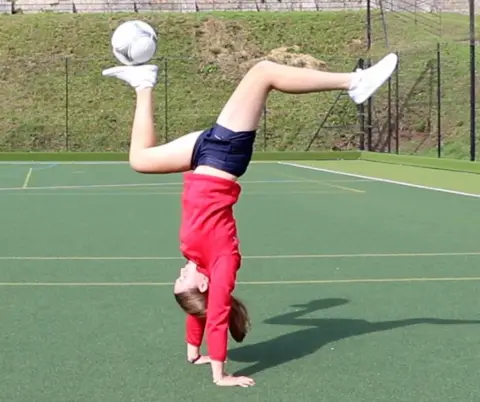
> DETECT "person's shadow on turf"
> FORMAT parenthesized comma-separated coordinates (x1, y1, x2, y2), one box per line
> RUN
(229, 298, 480, 376)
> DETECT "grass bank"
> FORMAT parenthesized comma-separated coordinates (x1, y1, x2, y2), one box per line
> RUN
(0, 11, 477, 157)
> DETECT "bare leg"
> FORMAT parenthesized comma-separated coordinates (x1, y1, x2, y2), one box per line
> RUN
(129, 88, 201, 173)
(103, 65, 200, 174)
(217, 54, 398, 133)
(217, 61, 353, 132)
(102, 54, 397, 173)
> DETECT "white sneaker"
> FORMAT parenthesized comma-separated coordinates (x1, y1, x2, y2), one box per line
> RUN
(348, 53, 398, 104)
(102, 65, 159, 90)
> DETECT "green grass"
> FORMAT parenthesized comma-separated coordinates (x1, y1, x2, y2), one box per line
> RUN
(0, 11, 478, 158)
(302, 159, 480, 195)
(0, 150, 361, 161)
(360, 151, 480, 174)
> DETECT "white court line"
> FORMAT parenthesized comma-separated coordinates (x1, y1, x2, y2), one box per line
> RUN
(1, 251, 480, 261)
(1, 277, 480, 286)
(279, 162, 480, 199)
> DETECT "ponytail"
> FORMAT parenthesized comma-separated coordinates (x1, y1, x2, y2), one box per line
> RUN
(174, 291, 251, 343)
(228, 296, 251, 342)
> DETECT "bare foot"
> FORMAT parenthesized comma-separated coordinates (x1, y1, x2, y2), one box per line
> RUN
(188, 355, 212, 365)
(188, 355, 228, 366)
(214, 375, 255, 388)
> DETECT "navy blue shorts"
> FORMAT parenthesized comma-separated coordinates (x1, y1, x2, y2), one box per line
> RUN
(191, 124, 256, 178)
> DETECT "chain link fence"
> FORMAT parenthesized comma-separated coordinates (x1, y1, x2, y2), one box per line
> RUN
(0, 55, 364, 153)
(0, 50, 475, 155)
(365, 0, 479, 159)
(0, 1, 477, 158)
(1, 0, 477, 14)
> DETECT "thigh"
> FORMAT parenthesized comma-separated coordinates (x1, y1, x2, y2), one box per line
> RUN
(216, 62, 270, 133)
(134, 130, 202, 173)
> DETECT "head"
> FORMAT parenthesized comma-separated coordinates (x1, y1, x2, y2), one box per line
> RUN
(173, 261, 251, 342)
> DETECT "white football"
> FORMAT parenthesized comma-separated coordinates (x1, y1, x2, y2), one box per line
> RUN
(111, 20, 157, 66)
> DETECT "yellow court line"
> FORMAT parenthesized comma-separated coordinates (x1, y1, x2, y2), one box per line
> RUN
(0, 190, 349, 197)
(22, 168, 33, 189)
(0, 179, 301, 192)
(1, 251, 480, 261)
(0, 177, 370, 193)
(281, 172, 365, 194)
(1, 277, 480, 286)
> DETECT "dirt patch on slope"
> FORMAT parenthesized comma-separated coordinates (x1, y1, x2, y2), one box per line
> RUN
(195, 18, 329, 79)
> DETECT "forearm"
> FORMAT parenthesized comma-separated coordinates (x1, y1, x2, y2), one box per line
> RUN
(205, 294, 230, 382)
(206, 255, 238, 372)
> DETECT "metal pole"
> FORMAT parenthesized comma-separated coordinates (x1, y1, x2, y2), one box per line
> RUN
(164, 57, 168, 143)
(366, 0, 373, 151)
(358, 58, 365, 150)
(387, 76, 392, 153)
(469, 0, 476, 161)
(262, 105, 267, 151)
(395, 52, 400, 154)
(378, 0, 389, 48)
(366, 0, 372, 50)
(367, 58, 373, 151)
(436, 43, 442, 158)
(65, 57, 69, 151)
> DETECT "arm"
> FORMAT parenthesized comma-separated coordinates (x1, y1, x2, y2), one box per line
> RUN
(206, 254, 255, 387)
(185, 314, 206, 361)
(205, 255, 237, 379)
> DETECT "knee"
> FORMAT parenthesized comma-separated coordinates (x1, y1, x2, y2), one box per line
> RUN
(129, 157, 146, 173)
(245, 60, 276, 87)
(129, 153, 152, 174)
(248, 60, 274, 77)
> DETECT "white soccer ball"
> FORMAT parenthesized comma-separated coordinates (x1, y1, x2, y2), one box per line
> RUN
(111, 20, 157, 66)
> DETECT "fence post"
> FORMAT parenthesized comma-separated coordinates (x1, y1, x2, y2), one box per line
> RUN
(468, 0, 476, 161)
(367, 61, 373, 151)
(164, 57, 168, 143)
(263, 105, 267, 151)
(436, 43, 441, 158)
(358, 58, 365, 150)
(65, 56, 69, 151)
(395, 52, 400, 154)
(387, 75, 392, 153)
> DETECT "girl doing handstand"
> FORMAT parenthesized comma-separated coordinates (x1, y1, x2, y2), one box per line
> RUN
(103, 52, 398, 387)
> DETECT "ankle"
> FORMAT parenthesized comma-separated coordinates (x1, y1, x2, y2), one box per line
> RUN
(136, 86, 154, 94)
(347, 71, 360, 91)
(187, 343, 201, 360)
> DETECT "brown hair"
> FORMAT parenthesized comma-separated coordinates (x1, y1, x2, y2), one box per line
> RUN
(174, 289, 251, 342)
